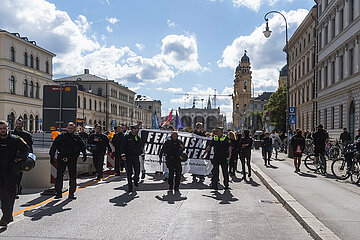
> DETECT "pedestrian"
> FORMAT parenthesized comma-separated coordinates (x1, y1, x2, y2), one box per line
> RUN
(340, 128, 352, 144)
(11, 118, 33, 198)
(49, 122, 87, 200)
(0, 120, 29, 227)
(259, 130, 266, 160)
(159, 131, 184, 192)
(290, 129, 305, 173)
(88, 124, 112, 180)
(263, 132, 272, 166)
(78, 126, 89, 143)
(111, 125, 124, 175)
(228, 131, 238, 176)
(137, 121, 146, 179)
(270, 130, 281, 160)
(312, 124, 329, 174)
(201, 127, 232, 190)
(239, 129, 253, 181)
(236, 131, 243, 173)
(192, 122, 206, 182)
(121, 124, 144, 192)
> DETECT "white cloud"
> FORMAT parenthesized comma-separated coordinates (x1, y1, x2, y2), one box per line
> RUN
(166, 19, 177, 28)
(135, 43, 145, 50)
(106, 17, 118, 24)
(105, 25, 113, 32)
(209, 0, 292, 12)
(156, 87, 184, 93)
(218, 9, 309, 89)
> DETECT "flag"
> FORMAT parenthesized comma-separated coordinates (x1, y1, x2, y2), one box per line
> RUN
(152, 111, 159, 129)
(161, 110, 173, 127)
(175, 111, 184, 130)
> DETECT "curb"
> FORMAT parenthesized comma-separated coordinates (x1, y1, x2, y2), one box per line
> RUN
(251, 163, 341, 240)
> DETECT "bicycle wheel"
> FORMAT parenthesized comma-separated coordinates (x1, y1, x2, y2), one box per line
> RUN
(329, 146, 340, 160)
(350, 161, 360, 184)
(331, 157, 350, 180)
(304, 154, 317, 171)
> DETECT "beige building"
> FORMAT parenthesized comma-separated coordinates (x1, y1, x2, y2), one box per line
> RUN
(55, 69, 153, 130)
(135, 95, 161, 124)
(0, 29, 55, 131)
(278, 65, 288, 87)
(288, 6, 317, 132)
(232, 51, 252, 130)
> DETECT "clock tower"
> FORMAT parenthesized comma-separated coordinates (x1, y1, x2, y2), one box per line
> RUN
(232, 51, 252, 130)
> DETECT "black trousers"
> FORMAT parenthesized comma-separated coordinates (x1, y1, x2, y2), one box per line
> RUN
(125, 156, 140, 188)
(55, 159, 77, 196)
(264, 150, 272, 165)
(16, 171, 23, 193)
(229, 151, 238, 174)
(240, 152, 251, 176)
(114, 153, 125, 174)
(167, 162, 182, 190)
(93, 152, 105, 178)
(0, 174, 17, 222)
(211, 161, 229, 187)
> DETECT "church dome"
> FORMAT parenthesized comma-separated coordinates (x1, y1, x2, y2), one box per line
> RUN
(280, 64, 288, 77)
(241, 52, 250, 63)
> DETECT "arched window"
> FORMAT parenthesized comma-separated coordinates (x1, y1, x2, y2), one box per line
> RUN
(23, 114, 28, 131)
(35, 57, 39, 70)
(89, 119, 92, 126)
(89, 99, 92, 110)
(29, 81, 34, 98)
(83, 97, 86, 109)
(10, 75, 15, 94)
(35, 82, 40, 99)
(10, 47, 15, 62)
(30, 55, 34, 68)
(35, 115, 39, 132)
(45, 61, 49, 73)
(78, 96, 81, 108)
(23, 79, 28, 96)
(95, 100, 97, 111)
(8, 112, 15, 130)
(99, 101, 101, 112)
(29, 115, 34, 133)
(24, 52, 28, 66)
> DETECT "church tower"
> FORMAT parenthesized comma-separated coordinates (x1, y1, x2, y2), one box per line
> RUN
(232, 51, 252, 130)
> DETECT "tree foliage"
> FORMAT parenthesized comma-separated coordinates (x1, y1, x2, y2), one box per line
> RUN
(263, 85, 287, 132)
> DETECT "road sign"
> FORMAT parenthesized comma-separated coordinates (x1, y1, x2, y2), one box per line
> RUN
(289, 114, 296, 124)
(289, 107, 296, 114)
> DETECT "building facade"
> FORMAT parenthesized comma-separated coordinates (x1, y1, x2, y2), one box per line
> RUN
(288, 6, 317, 132)
(278, 65, 288, 87)
(0, 29, 55, 131)
(316, 0, 360, 139)
(244, 92, 273, 132)
(55, 69, 153, 130)
(232, 51, 252, 130)
(135, 95, 162, 124)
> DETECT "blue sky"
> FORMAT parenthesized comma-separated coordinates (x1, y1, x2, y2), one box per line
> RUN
(0, 0, 316, 120)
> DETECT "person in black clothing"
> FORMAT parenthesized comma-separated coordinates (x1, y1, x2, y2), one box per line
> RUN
(88, 124, 112, 180)
(0, 120, 29, 227)
(312, 124, 329, 174)
(228, 131, 238, 176)
(290, 129, 305, 173)
(239, 130, 253, 181)
(78, 127, 89, 144)
(11, 118, 33, 197)
(159, 131, 184, 192)
(263, 132, 272, 166)
(340, 128, 352, 144)
(49, 122, 87, 200)
(121, 124, 144, 192)
(202, 127, 232, 190)
(355, 129, 360, 141)
(192, 122, 206, 182)
(111, 125, 124, 175)
(259, 130, 266, 159)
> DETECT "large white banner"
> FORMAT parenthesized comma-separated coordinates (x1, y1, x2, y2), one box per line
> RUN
(140, 129, 214, 175)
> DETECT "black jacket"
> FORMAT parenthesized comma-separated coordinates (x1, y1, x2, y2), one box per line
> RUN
(11, 129, 33, 153)
(120, 132, 143, 159)
(88, 133, 112, 154)
(290, 134, 305, 154)
(159, 139, 184, 163)
(112, 132, 124, 154)
(49, 132, 86, 159)
(239, 137, 253, 155)
(340, 131, 352, 143)
(313, 129, 329, 151)
(0, 134, 29, 175)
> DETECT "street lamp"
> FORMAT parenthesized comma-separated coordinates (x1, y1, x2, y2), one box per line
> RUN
(263, 11, 291, 154)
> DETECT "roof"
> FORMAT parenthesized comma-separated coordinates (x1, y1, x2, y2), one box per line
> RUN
(55, 73, 106, 82)
(254, 92, 274, 101)
(241, 51, 250, 63)
(135, 95, 153, 101)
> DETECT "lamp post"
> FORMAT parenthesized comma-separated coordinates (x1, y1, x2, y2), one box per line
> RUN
(263, 11, 290, 151)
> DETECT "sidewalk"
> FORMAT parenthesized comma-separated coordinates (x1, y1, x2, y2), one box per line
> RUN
(251, 149, 360, 240)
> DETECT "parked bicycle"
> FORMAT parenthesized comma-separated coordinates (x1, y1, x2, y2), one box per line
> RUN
(304, 151, 327, 174)
(331, 144, 360, 184)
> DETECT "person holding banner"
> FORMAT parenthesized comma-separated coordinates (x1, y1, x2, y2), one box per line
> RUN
(121, 124, 144, 192)
(202, 127, 232, 190)
(159, 131, 184, 192)
(193, 122, 206, 182)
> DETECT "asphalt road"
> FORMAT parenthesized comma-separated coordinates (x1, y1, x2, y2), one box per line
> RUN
(251, 149, 360, 240)
(1, 166, 311, 240)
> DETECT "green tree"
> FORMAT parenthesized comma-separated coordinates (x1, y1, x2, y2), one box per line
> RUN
(263, 85, 287, 132)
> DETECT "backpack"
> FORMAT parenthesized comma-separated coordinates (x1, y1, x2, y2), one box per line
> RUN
(294, 144, 302, 154)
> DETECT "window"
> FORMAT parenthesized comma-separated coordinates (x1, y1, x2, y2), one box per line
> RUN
(23, 114, 28, 131)
(35, 82, 40, 98)
(324, 25, 328, 45)
(24, 52, 28, 66)
(95, 100, 97, 111)
(324, 109, 327, 129)
(35, 57, 39, 70)
(45, 61, 49, 74)
(302, 61, 305, 75)
(30, 55, 34, 68)
(97, 88, 103, 96)
(339, 55, 344, 79)
(23, 79, 28, 97)
(319, 32, 322, 50)
(294, 92, 297, 106)
(29, 115, 34, 133)
(10, 75, 15, 94)
(339, 9, 344, 32)
(78, 96, 81, 108)
(324, 65, 328, 88)
(319, 69, 322, 89)
(308, 33, 311, 43)
(8, 112, 15, 130)
(306, 57, 310, 73)
(331, 61, 335, 84)
(35, 115, 39, 132)
(89, 99, 92, 110)
(331, 107, 335, 129)
(349, 0, 354, 23)
(83, 97, 86, 109)
(29, 81, 34, 98)
(306, 85, 309, 101)
(350, 49, 354, 75)
(99, 101, 101, 112)
(10, 47, 15, 62)
(331, 18, 335, 39)
(339, 105, 343, 128)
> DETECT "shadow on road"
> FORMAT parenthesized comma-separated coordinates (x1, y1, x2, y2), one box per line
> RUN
(298, 171, 317, 178)
(266, 164, 279, 169)
(230, 175, 244, 183)
(203, 189, 238, 204)
(155, 191, 187, 204)
(244, 177, 261, 187)
(109, 192, 139, 207)
(24, 198, 72, 221)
